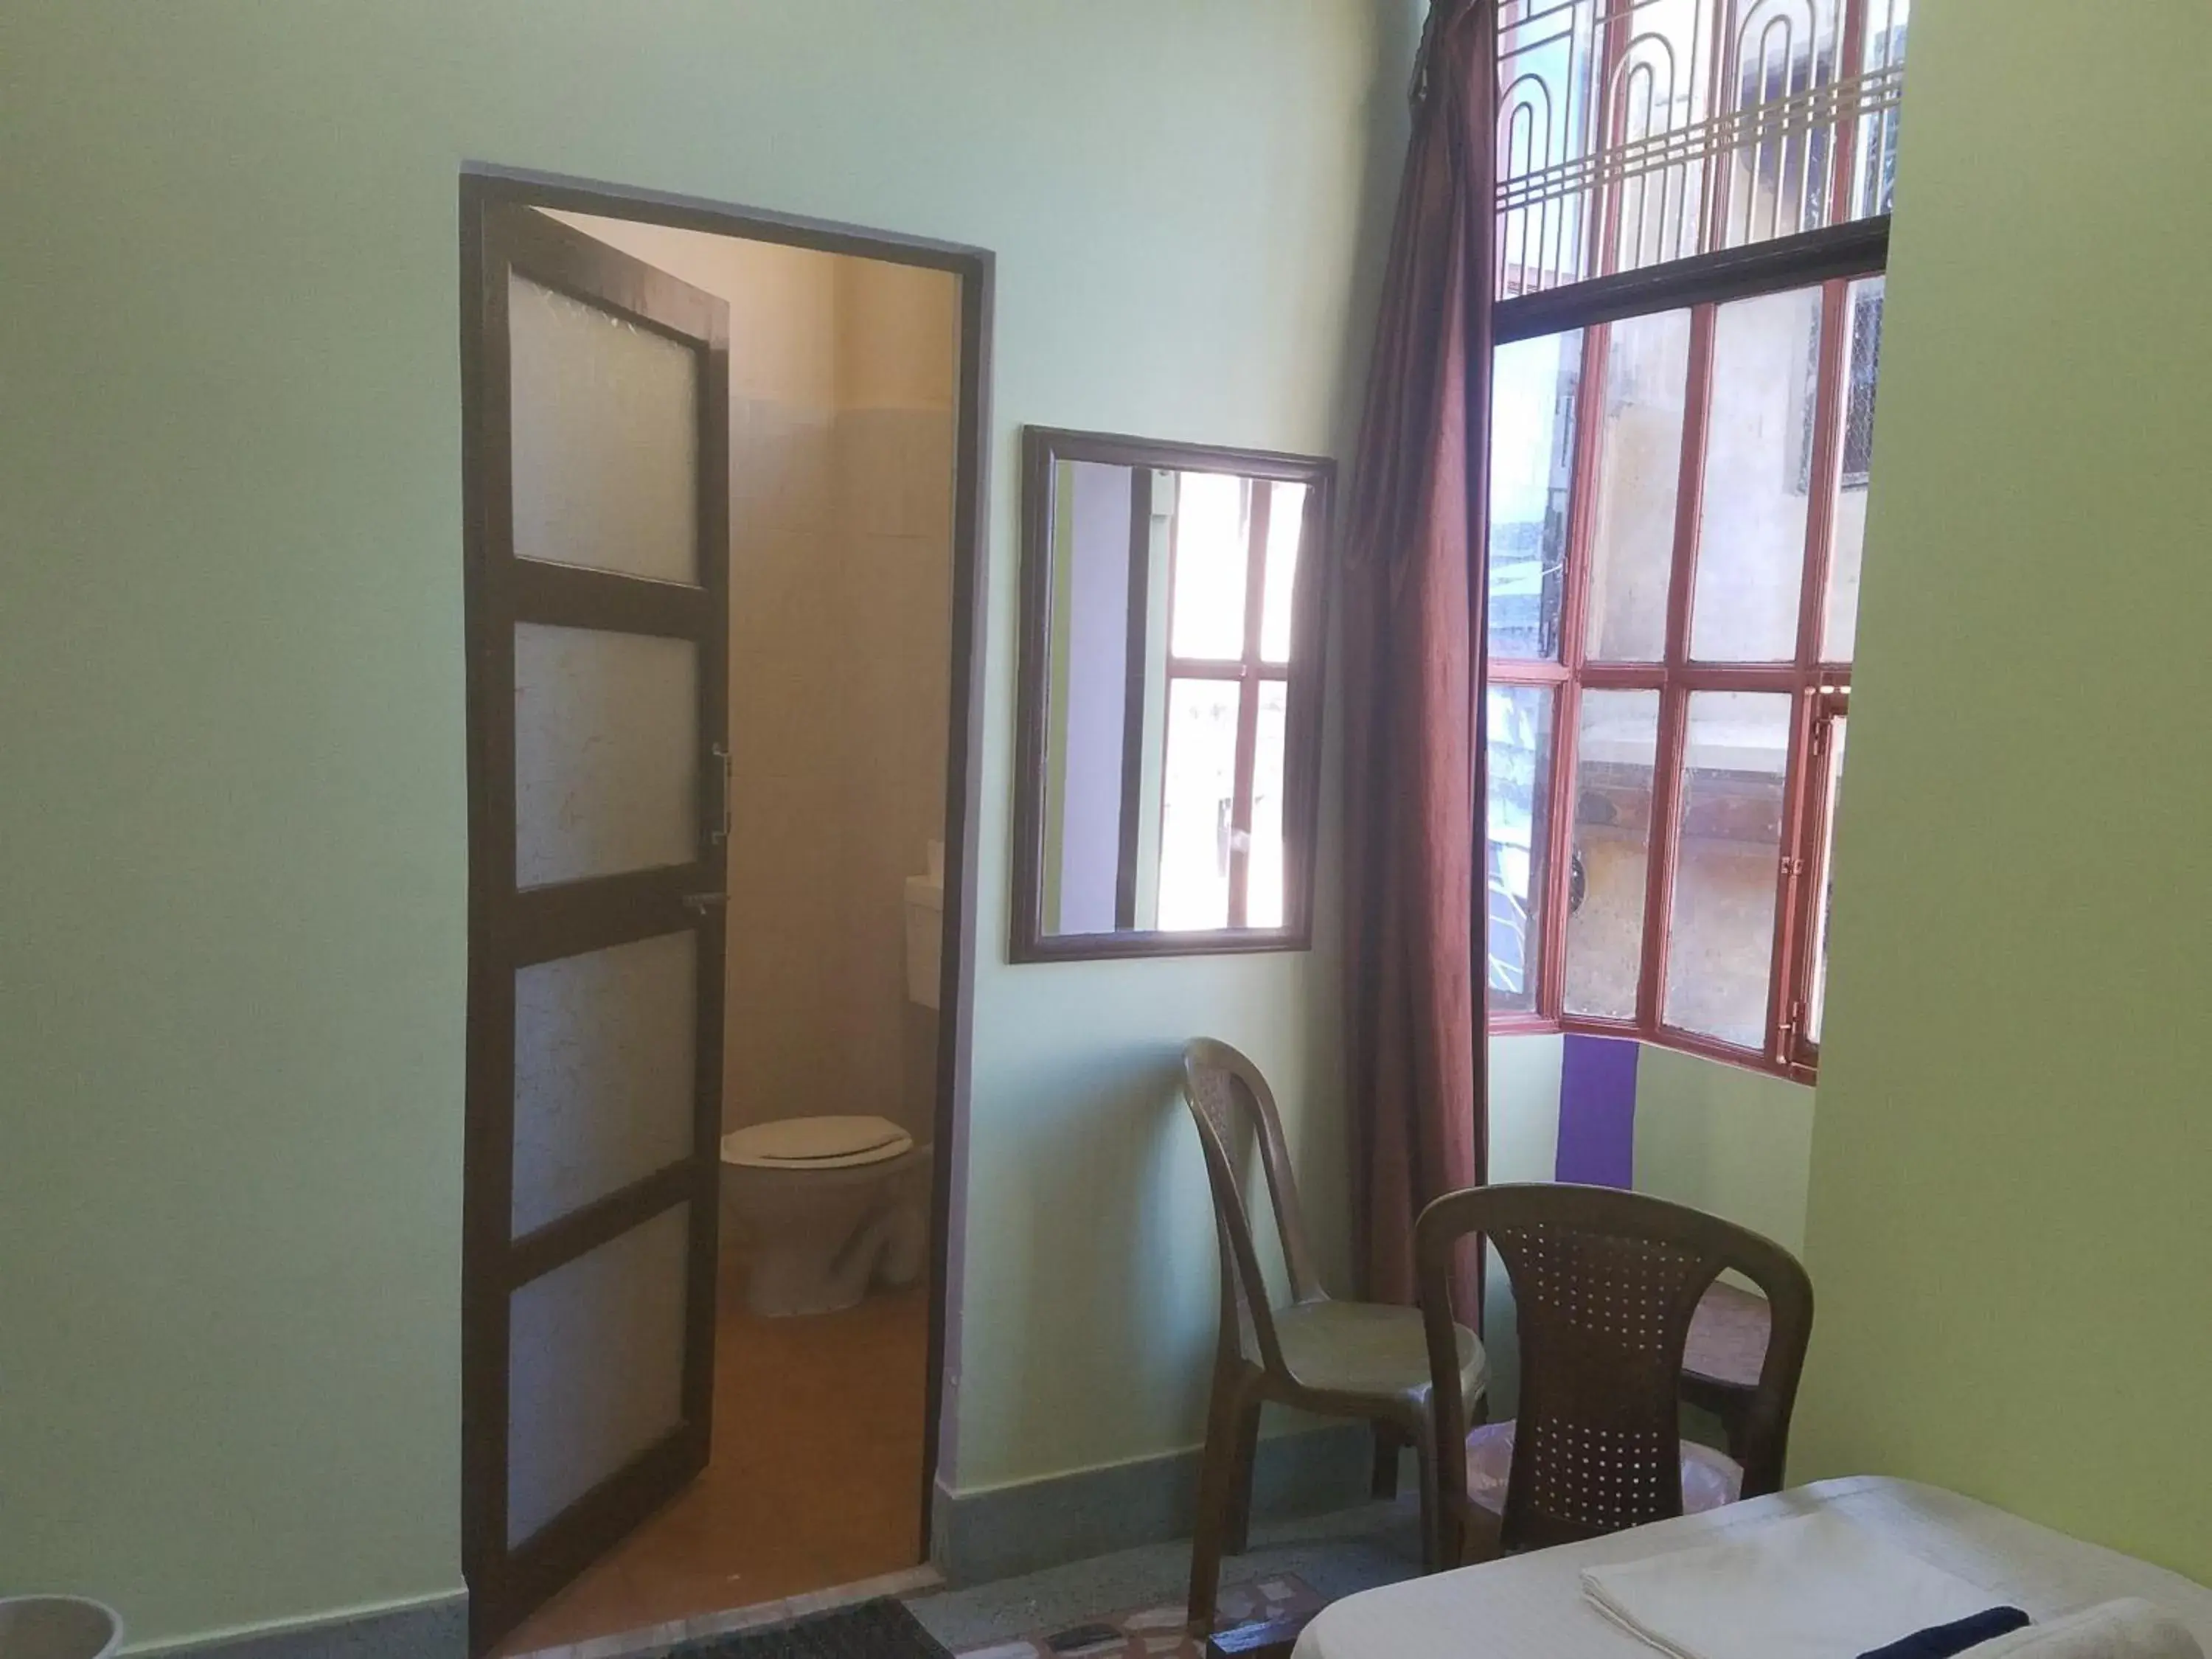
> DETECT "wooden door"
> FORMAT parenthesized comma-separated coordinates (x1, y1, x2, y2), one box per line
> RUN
(462, 203, 731, 1650)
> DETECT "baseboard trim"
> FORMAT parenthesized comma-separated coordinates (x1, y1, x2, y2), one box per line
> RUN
(125, 1591, 467, 1659)
(931, 1422, 1371, 1586)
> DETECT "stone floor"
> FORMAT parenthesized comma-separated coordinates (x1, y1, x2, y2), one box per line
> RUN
(906, 1498, 1425, 1658)
(490, 1260, 1427, 1659)
(938, 1573, 1324, 1659)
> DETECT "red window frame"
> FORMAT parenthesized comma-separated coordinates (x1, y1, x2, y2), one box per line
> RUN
(1162, 478, 1292, 929)
(1481, 0, 1899, 1079)
(1486, 257, 1877, 1082)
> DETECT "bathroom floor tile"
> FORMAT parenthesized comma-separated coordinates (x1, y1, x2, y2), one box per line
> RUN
(496, 1281, 929, 1657)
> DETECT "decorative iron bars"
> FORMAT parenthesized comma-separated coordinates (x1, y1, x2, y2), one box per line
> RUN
(1497, 0, 1909, 297)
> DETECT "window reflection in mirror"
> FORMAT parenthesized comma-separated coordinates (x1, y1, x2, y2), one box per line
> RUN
(1013, 430, 1332, 961)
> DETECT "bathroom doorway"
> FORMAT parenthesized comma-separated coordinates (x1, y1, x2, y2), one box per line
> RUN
(458, 167, 989, 1658)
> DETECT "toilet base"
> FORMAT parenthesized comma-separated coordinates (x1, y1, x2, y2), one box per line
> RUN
(722, 1145, 931, 1318)
(741, 1203, 925, 1318)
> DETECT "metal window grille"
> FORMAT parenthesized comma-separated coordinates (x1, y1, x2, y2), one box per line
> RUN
(1497, 0, 1910, 298)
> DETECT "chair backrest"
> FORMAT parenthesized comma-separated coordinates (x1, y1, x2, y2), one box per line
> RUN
(1181, 1039, 1326, 1376)
(1415, 1182, 1813, 1553)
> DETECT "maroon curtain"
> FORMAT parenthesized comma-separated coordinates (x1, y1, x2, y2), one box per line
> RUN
(1341, 0, 1496, 1321)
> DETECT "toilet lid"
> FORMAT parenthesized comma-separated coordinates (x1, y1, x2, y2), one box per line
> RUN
(720, 1115, 915, 1170)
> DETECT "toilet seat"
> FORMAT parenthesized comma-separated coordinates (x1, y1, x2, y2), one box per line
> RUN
(720, 1115, 914, 1171)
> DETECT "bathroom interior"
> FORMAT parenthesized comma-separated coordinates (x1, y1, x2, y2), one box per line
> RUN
(496, 210, 959, 1655)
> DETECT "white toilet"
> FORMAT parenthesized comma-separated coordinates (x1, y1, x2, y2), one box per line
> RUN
(719, 1115, 931, 1318)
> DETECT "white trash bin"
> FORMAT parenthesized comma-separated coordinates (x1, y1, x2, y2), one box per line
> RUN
(0, 1599, 123, 1659)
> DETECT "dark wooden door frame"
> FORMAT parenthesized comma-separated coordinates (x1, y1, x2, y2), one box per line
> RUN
(459, 162, 993, 1653)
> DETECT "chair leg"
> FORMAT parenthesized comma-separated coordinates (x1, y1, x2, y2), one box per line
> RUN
(1187, 1357, 1252, 1632)
(1412, 1413, 1441, 1573)
(1223, 1393, 1264, 1556)
(1370, 1421, 1404, 1500)
(1722, 1396, 1753, 1466)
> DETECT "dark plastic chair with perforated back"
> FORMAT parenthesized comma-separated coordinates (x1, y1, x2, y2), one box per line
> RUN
(1414, 1182, 1813, 1563)
(1181, 1039, 1488, 1631)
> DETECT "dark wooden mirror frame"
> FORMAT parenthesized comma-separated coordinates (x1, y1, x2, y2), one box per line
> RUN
(1010, 426, 1335, 962)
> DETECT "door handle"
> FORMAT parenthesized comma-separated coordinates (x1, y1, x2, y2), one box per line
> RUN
(682, 891, 730, 915)
(706, 742, 733, 845)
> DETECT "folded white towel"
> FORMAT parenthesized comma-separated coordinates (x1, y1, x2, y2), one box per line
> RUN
(1969, 1599, 2205, 1659)
(1580, 1511, 2005, 1659)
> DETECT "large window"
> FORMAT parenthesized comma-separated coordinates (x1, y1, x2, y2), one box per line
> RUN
(1481, 0, 1903, 1078)
(1484, 271, 1879, 1077)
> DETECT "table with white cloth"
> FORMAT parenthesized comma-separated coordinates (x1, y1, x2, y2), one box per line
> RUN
(1293, 1476, 2212, 1659)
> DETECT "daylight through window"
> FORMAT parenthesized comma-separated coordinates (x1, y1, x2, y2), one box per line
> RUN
(1481, 0, 1904, 1077)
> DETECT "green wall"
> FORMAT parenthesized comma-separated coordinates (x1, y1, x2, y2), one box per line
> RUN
(1481, 1034, 1814, 1408)
(1795, 0, 2212, 1580)
(1480, 1033, 1565, 1411)
(0, 3, 1420, 1643)
(1633, 1046, 1813, 1257)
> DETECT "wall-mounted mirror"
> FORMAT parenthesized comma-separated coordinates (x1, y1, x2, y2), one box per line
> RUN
(1011, 428, 1335, 961)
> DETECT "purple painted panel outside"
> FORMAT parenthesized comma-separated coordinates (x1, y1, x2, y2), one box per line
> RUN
(1555, 1034, 1638, 1188)
(1055, 460, 1134, 933)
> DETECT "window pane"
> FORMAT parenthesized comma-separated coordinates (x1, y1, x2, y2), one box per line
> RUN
(1718, 5, 1850, 249)
(1486, 685, 1555, 1013)
(1806, 712, 1847, 1044)
(1259, 481, 1307, 664)
(1585, 308, 1692, 663)
(1489, 329, 1582, 661)
(1564, 689, 1660, 1020)
(1245, 681, 1291, 928)
(1854, 0, 1911, 220)
(1821, 277, 1884, 662)
(1689, 287, 1820, 661)
(1157, 678, 1239, 929)
(1663, 692, 1792, 1048)
(1169, 471, 1248, 659)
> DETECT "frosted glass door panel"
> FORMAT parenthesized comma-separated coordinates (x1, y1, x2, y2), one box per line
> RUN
(514, 623, 698, 887)
(512, 931, 698, 1239)
(509, 274, 700, 585)
(507, 1203, 689, 1548)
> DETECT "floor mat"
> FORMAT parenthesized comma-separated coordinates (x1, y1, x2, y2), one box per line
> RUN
(672, 1598, 952, 1659)
(955, 1573, 1323, 1659)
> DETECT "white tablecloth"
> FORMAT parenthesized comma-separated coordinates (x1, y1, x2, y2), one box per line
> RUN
(1293, 1478, 2212, 1659)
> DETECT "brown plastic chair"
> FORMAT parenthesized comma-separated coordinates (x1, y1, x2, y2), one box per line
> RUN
(1415, 1182, 1812, 1562)
(1181, 1040, 1487, 1630)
